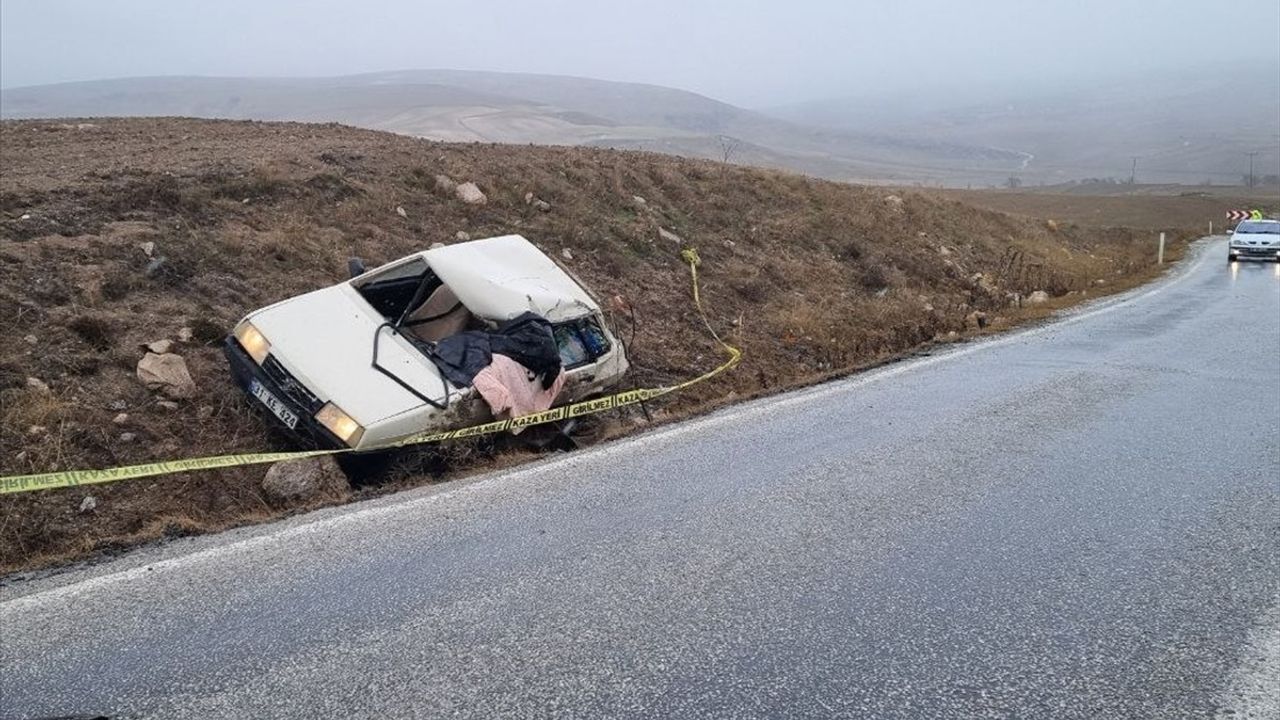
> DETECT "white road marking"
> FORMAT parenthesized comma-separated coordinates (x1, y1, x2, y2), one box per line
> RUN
(0, 240, 1218, 612)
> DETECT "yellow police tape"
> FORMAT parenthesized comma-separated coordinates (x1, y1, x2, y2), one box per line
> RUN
(0, 249, 741, 495)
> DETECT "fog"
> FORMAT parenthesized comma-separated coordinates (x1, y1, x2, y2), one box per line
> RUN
(2, 0, 1277, 107)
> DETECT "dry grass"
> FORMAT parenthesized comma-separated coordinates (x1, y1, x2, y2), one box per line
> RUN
(0, 117, 1198, 575)
(931, 188, 1279, 230)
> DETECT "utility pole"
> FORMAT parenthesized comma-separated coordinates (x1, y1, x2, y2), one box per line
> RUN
(1246, 151, 1258, 187)
(1130, 156, 1139, 185)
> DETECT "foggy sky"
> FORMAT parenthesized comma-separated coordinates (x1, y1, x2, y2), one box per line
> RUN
(2, 0, 1277, 107)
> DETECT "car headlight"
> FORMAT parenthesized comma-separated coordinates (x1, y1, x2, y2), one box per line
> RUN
(233, 321, 271, 365)
(315, 403, 365, 447)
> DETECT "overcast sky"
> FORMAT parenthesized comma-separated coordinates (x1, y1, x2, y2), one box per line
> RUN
(2, 0, 1277, 106)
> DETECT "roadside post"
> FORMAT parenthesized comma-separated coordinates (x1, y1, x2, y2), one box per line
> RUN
(1158, 232, 1166, 265)
(1209, 221, 1213, 235)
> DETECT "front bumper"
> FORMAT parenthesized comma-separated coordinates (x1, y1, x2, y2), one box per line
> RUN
(223, 338, 347, 450)
(1229, 246, 1280, 260)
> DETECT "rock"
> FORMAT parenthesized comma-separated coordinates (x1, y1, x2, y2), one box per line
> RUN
(79, 495, 97, 513)
(454, 231, 471, 242)
(524, 191, 535, 205)
(947, 331, 959, 339)
(429, 242, 446, 250)
(25, 376, 50, 394)
(875, 287, 889, 298)
(1094, 279, 1107, 286)
(1046, 219, 1059, 232)
(136, 352, 196, 399)
(140, 241, 156, 257)
(923, 303, 935, 312)
(433, 174, 456, 193)
(937, 246, 952, 256)
(1027, 290, 1051, 305)
(20, 213, 31, 220)
(198, 405, 214, 420)
(157, 400, 180, 411)
(966, 311, 989, 329)
(15, 450, 27, 462)
(108, 399, 128, 411)
(658, 227, 684, 245)
(23, 334, 37, 345)
(561, 248, 574, 260)
(261, 456, 350, 504)
(27, 425, 47, 436)
(455, 182, 487, 205)
(118, 432, 136, 443)
(883, 195, 905, 208)
(632, 195, 647, 206)
(969, 272, 998, 293)
(395, 206, 408, 218)
(113, 412, 129, 425)
(146, 339, 173, 354)
(533, 199, 552, 212)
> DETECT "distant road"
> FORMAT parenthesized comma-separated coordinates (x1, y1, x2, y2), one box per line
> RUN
(3, 239, 1278, 719)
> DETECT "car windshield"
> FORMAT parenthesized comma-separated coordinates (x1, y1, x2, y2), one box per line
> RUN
(1235, 221, 1280, 234)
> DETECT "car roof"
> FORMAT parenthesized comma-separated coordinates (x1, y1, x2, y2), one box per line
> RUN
(425, 234, 599, 322)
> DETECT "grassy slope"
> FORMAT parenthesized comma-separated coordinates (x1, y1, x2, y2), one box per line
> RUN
(933, 187, 1280, 231)
(0, 118, 1194, 573)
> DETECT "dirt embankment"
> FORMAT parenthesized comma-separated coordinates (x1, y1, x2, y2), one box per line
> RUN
(933, 187, 1279, 230)
(0, 118, 1195, 574)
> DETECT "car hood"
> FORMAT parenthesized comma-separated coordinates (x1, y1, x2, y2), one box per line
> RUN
(249, 285, 450, 426)
(1231, 232, 1280, 244)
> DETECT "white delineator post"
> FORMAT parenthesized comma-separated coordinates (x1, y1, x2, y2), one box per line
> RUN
(1210, 220, 1213, 235)
(1158, 232, 1166, 265)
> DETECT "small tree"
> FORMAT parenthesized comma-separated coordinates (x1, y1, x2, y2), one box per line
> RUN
(717, 135, 741, 164)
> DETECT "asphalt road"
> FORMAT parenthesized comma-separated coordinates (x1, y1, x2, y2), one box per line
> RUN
(3, 239, 1278, 719)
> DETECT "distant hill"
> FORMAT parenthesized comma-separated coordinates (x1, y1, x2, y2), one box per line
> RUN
(770, 64, 1280, 188)
(0, 70, 1028, 184)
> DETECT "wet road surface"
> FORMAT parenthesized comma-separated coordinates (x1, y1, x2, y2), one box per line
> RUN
(3, 239, 1278, 719)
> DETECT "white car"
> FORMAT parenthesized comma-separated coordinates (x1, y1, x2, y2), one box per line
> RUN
(1227, 219, 1280, 263)
(224, 235, 630, 450)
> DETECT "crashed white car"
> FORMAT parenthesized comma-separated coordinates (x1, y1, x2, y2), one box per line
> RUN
(1227, 219, 1280, 263)
(224, 235, 629, 450)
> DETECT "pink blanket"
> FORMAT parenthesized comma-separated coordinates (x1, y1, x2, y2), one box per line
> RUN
(473, 353, 566, 431)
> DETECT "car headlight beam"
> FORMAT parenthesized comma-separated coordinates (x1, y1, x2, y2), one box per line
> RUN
(233, 321, 271, 365)
(316, 403, 365, 447)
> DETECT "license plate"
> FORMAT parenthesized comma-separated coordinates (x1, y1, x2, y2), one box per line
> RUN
(250, 379, 299, 429)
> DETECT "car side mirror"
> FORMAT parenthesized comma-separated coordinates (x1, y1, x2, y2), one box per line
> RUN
(348, 257, 366, 278)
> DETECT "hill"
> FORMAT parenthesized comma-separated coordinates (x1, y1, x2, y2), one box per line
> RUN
(0, 118, 1193, 572)
(0, 71, 1028, 184)
(772, 64, 1280, 187)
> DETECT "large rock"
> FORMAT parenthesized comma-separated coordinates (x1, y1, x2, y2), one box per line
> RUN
(136, 352, 196, 399)
(261, 456, 350, 504)
(658, 227, 684, 245)
(965, 311, 989, 329)
(1026, 290, 1051, 305)
(455, 182, 487, 205)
